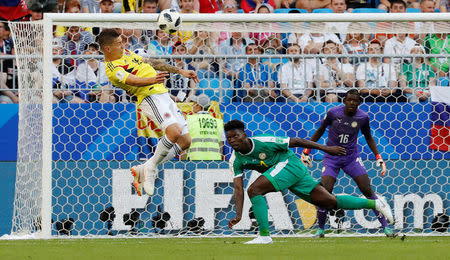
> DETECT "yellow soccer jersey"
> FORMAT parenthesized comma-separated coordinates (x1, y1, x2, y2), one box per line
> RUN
(105, 49, 167, 105)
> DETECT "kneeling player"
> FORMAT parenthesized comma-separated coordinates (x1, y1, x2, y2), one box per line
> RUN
(225, 120, 394, 244)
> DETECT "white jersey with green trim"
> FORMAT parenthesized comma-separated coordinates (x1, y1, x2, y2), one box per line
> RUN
(229, 135, 296, 178)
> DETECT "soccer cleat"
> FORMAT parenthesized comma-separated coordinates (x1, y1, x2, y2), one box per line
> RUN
(142, 165, 157, 196)
(375, 199, 395, 225)
(313, 228, 325, 238)
(130, 165, 144, 196)
(383, 227, 396, 238)
(244, 236, 273, 244)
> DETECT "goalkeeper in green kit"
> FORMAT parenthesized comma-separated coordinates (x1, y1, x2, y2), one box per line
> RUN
(225, 120, 394, 244)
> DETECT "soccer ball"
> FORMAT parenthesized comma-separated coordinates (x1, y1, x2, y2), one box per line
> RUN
(157, 9, 182, 34)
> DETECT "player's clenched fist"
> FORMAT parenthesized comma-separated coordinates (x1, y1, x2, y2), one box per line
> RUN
(376, 154, 387, 176)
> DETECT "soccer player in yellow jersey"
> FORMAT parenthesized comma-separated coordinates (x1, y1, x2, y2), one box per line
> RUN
(98, 29, 199, 196)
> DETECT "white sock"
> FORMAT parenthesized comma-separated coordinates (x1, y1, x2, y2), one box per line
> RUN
(144, 136, 173, 168)
(160, 143, 182, 164)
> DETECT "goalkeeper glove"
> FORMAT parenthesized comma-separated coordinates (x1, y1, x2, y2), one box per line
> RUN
(376, 154, 386, 176)
(301, 148, 313, 168)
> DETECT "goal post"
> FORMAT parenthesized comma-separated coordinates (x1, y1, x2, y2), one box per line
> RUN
(8, 12, 450, 238)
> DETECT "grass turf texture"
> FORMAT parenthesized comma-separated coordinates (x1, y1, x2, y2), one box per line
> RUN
(0, 236, 448, 260)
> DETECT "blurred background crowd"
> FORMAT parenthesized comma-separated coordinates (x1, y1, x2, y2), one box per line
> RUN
(0, 0, 448, 104)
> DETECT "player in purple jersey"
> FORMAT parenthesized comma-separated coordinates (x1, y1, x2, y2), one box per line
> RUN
(301, 89, 393, 237)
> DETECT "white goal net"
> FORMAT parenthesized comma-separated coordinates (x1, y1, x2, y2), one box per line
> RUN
(9, 13, 450, 238)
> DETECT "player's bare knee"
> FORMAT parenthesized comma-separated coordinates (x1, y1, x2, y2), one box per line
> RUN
(247, 186, 261, 198)
(325, 197, 337, 210)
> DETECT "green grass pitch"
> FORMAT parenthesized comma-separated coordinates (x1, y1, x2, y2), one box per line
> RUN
(0, 236, 448, 260)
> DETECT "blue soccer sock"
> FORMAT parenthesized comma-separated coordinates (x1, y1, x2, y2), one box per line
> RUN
(250, 195, 270, 237)
(317, 208, 328, 230)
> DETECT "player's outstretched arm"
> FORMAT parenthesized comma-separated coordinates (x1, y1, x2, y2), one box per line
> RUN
(301, 122, 328, 167)
(289, 137, 346, 156)
(125, 72, 169, 87)
(143, 58, 199, 83)
(228, 177, 244, 229)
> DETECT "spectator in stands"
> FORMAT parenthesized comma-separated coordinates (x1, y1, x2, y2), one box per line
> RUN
(238, 43, 277, 102)
(439, 0, 449, 12)
(423, 33, 449, 85)
(158, 0, 199, 12)
(55, 0, 93, 37)
(140, 0, 159, 46)
(0, 23, 17, 104)
(261, 34, 286, 70)
(99, 0, 115, 13)
(289, 32, 341, 54)
(384, 33, 418, 67)
(295, 0, 331, 13)
(399, 45, 435, 102)
(0, 22, 16, 92)
(82, 0, 113, 13)
(278, 44, 314, 102)
(216, 0, 239, 45)
(219, 32, 254, 80)
(356, 41, 399, 102)
(420, 0, 436, 12)
(142, 0, 158, 13)
(166, 42, 197, 102)
(249, 3, 277, 46)
(28, 10, 43, 21)
(119, 28, 144, 51)
(343, 32, 368, 66)
(374, 0, 408, 46)
(316, 40, 355, 102)
(61, 26, 95, 68)
(242, 0, 276, 13)
(177, 0, 198, 45)
(70, 43, 115, 103)
(52, 39, 84, 103)
(327, 0, 349, 42)
(189, 31, 220, 78)
(147, 29, 173, 55)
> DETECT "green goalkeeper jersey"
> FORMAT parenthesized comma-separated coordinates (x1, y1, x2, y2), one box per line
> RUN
(230, 135, 295, 178)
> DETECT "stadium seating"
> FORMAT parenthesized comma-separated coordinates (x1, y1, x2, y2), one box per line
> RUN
(274, 8, 308, 13)
(352, 8, 387, 13)
(312, 8, 333, 13)
(197, 78, 234, 103)
(406, 8, 421, 13)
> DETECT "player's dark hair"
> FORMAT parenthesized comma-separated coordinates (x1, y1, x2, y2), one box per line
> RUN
(224, 120, 245, 133)
(345, 89, 361, 99)
(98, 28, 121, 48)
(390, 0, 406, 9)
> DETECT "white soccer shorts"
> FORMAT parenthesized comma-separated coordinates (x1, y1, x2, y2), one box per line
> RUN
(139, 92, 189, 135)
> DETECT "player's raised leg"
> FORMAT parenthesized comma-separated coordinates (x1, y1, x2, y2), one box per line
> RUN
(309, 184, 394, 225)
(244, 176, 276, 244)
(132, 93, 191, 195)
(353, 174, 393, 237)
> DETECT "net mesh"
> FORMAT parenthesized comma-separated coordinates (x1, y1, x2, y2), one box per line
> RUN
(9, 22, 45, 235)
(8, 16, 450, 237)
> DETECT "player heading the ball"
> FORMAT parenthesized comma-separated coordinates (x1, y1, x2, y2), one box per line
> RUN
(225, 119, 394, 244)
(98, 28, 199, 196)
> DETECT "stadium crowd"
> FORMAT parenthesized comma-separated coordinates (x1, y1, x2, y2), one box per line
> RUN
(0, 0, 448, 104)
